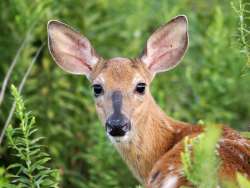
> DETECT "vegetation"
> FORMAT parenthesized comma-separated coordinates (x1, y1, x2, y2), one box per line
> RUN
(0, 0, 249, 187)
(6, 85, 59, 188)
(231, 0, 250, 67)
(181, 124, 250, 188)
(181, 125, 221, 188)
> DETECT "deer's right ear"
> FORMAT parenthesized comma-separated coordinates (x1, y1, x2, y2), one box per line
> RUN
(47, 20, 100, 77)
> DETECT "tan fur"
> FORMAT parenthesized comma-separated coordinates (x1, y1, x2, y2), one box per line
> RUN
(48, 18, 250, 188)
(147, 126, 250, 188)
(90, 58, 250, 187)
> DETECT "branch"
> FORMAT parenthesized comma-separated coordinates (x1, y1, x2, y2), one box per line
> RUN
(0, 43, 45, 145)
(0, 22, 37, 107)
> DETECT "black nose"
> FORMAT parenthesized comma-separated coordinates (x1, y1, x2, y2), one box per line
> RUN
(106, 90, 131, 137)
(105, 115, 131, 137)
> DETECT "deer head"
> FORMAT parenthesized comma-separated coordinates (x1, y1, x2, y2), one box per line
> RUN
(47, 16, 188, 144)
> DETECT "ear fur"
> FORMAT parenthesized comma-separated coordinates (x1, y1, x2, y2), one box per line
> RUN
(141, 15, 189, 75)
(47, 20, 100, 77)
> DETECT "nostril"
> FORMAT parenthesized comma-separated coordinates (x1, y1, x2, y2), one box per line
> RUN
(105, 122, 112, 132)
(105, 117, 131, 137)
(121, 122, 131, 132)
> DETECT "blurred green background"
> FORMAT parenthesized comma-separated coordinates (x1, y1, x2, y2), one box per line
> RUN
(0, 0, 249, 187)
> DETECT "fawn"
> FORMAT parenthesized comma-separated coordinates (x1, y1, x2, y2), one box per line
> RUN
(47, 16, 250, 187)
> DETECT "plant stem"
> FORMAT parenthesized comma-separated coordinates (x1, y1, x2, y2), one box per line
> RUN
(0, 44, 44, 145)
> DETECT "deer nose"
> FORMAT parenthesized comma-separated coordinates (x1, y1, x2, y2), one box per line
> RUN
(105, 115, 131, 137)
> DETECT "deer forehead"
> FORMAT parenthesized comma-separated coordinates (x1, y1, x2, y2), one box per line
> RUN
(92, 58, 150, 89)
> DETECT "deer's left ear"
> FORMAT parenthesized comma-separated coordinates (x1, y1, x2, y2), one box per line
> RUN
(140, 15, 189, 74)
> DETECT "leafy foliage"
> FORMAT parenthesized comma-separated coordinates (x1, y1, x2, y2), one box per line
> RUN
(236, 173, 250, 188)
(231, 0, 250, 67)
(6, 85, 59, 188)
(0, 167, 15, 188)
(181, 125, 221, 188)
(0, 0, 249, 188)
(181, 124, 250, 188)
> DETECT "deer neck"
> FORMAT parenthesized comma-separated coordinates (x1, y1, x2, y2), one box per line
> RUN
(112, 94, 186, 184)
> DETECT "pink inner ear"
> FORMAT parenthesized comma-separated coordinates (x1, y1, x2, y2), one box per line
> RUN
(64, 53, 92, 70)
(148, 46, 180, 71)
(141, 16, 188, 74)
(52, 48, 92, 75)
(48, 21, 99, 76)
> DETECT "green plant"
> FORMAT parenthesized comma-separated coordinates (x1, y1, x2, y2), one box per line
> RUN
(181, 125, 250, 188)
(231, 0, 250, 67)
(0, 1, 250, 187)
(181, 125, 222, 188)
(237, 173, 250, 188)
(6, 85, 60, 188)
(0, 167, 15, 188)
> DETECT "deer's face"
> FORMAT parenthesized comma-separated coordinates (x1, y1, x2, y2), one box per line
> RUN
(48, 16, 188, 142)
(90, 57, 152, 141)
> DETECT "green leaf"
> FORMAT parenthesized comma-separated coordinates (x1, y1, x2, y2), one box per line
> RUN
(237, 173, 250, 188)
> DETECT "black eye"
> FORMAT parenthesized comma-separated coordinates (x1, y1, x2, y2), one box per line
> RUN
(92, 84, 104, 97)
(135, 83, 146, 94)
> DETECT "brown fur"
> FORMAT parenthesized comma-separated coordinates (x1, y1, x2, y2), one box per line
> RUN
(147, 126, 250, 188)
(90, 58, 250, 187)
(48, 18, 250, 188)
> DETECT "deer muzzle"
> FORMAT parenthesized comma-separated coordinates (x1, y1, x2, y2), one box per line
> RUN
(105, 90, 131, 137)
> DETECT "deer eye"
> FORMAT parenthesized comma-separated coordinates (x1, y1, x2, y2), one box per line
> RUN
(92, 84, 104, 97)
(135, 83, 146, 95)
